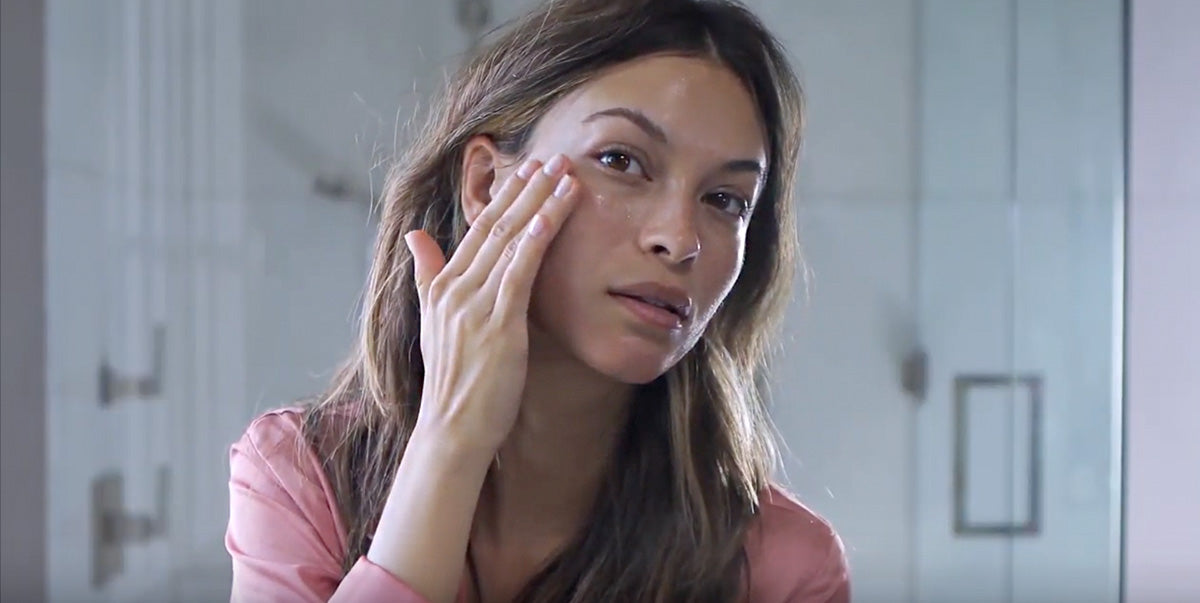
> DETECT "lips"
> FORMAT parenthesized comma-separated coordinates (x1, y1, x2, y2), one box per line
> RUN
(608, 282, 693, 323)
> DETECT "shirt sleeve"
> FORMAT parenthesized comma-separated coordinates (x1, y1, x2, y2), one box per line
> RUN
(784, 531, 850, 603)
(225, 415, 431, 603)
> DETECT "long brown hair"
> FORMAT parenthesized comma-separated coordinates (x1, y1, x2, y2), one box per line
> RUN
(302, 0, 805, 599)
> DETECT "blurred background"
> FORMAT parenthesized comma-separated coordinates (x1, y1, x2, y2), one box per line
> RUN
(2, 0, 1196, 602)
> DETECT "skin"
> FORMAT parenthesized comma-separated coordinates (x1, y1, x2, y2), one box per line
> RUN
(367, 54, 767, 603)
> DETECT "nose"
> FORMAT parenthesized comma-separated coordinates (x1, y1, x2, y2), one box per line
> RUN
(637, 191, 701, 266)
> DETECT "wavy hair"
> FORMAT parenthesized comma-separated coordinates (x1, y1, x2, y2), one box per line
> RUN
(302, 0, 804, 599)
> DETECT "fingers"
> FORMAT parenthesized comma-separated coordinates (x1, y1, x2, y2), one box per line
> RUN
(407, 152, 573, 315)
(405, 230, 446, 309)
(490, 173, 579, 319)
(443, 157, 542, 278)
(460, 154, 571, 286)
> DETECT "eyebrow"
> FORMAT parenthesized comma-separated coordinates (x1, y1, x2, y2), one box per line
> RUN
(583, 107, 669, 144)
(722, 159, 764, 178)
(582, 107, 764, 177)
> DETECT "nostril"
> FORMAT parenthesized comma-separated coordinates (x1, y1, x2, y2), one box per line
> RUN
(644, 231, 700, 264)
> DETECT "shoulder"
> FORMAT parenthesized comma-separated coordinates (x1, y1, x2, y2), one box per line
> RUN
(744, 484, 850, 603)
(232, 405, 315, 480)
(237, 405, 307, 450)
(228, 405, 348, 545)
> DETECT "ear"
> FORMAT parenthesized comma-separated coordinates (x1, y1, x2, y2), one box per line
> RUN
(460, 135, 515, 226)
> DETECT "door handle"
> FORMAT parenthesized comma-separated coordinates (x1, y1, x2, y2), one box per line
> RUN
(952, 373, 1043, 536)
(98, 325, 164, 405)
(456, 0, 492, 47)
(91, 466, 170, 587)
(902, 347, 929, 401)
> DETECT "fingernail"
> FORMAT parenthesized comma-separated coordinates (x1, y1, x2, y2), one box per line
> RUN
(527, 214, 546, 237)
(554, 174, 573, 198)
(542, 154, 566, 177)
(403, 231, 417, 251)
(516, 159, 540, 180)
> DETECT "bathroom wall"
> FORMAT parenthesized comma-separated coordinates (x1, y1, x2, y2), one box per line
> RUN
(1126, 0, 1200, 600)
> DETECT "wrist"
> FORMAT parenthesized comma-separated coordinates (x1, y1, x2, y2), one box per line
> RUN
(407, 421, 497, 474)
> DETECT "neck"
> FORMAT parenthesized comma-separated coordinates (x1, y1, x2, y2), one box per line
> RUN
(473, 333, 635, 552)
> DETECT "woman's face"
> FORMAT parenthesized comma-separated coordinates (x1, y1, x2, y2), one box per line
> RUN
(501, 55, 767, 384)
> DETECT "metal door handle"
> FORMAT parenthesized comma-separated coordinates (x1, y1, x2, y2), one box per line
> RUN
(98, 324, 165, 405)
(91, 466, 170, 587)
(952, 373, 1043, 536)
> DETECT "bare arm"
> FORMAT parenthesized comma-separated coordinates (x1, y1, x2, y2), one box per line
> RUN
(364, 429, 490, 603)
(363, 153, 579, 603)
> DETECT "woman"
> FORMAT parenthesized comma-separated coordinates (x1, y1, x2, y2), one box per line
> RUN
(226, 0, 849, 601)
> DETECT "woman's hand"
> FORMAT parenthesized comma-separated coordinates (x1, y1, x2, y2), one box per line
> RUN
(404, 154, 578, 459)
(367, 155, 577, 602)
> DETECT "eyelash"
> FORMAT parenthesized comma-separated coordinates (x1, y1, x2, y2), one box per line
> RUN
(593, 146, 753, 220)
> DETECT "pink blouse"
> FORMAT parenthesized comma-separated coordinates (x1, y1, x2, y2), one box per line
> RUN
(226, 407, 850, 602)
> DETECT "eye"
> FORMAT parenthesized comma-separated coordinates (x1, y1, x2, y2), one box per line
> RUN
(596, 149, 647, 178)
(705, 191, 752, 219)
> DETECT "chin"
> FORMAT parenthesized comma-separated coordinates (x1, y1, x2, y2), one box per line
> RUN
(531, 324, 676, 384)
(577, 336, 687, 385)
(597, 357, 670, 385)
(529, 303, 698, 385)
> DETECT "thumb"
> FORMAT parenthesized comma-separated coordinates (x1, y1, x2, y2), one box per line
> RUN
(404, 230, 446, 308)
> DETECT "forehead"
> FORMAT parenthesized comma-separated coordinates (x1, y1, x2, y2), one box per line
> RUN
(537, 54, 766, 161)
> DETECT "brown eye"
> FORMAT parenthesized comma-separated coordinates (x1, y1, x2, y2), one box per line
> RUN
(596, 150, 646, 177)
(599, 152, 630, 171)
(705, 191, 751, 219)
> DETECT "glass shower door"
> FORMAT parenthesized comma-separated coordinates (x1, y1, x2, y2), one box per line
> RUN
(912, 1, 1125, 602)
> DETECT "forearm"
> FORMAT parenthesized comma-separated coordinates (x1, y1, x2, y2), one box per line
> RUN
(366, 427, 492, 603)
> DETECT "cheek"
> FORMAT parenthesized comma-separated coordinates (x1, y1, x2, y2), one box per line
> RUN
(693, 231, 746, 318)
(571, 166, 640, 225)
(553, 182, 636, 248)
(530, 192, 628, 306)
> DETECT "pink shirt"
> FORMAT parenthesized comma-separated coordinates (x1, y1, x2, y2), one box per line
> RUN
(226, 407, 850, 602)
